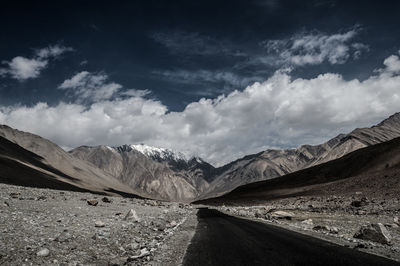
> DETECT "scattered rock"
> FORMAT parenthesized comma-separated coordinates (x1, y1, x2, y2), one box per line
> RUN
(3, 201, 9, 207)
(351, 197, 369, 208)
(123, 209, 140, 222)
(313, 225, 330, 232)
(301, 219, 313, 225)
(9, 192, 20, 199)
(102, 197, 111, 203)
(153, 221, 166, 231)
(87, 199, 98, 206)
(354, 223, 391, 245)
(37, 196, 47, 201)
(37, 248, 50, 257)
(169, 220, 177, 227)
(127, 248, 150, 261)
(268, 211, 294, 220)
(238, 210, 248, 216)
(330, 226, 339, 234)
(54, 232, 71, 243)
(313, 225, 338, 234)
(354, 243, 367, 249)
(95, 221, 105, 228)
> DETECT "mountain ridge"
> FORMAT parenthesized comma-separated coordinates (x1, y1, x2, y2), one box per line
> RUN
(1, 112, 400, 202)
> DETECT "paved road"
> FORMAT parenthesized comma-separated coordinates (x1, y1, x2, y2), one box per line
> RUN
(182, 208, 399, 266)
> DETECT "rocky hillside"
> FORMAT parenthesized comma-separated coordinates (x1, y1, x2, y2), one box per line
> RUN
(197, 135, 400, 205)
(70, 144, 216, 202)
(0, 125, 139, 197)
(200, 113, 400, 199)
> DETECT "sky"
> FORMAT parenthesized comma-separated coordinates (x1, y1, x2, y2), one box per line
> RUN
(1, 0, 400, 166)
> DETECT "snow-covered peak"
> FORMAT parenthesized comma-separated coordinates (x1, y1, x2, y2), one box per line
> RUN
(113, 143, 188, 162)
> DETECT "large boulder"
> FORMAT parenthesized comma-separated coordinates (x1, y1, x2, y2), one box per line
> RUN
(354, 223, 391, 245)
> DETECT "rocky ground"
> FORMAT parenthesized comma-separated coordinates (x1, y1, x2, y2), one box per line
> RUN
(2, 182, 399, 265)
(0, 183, 196, 266)
(212, 194, 400, 262)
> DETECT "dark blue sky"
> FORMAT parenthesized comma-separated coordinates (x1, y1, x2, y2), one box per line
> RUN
(1, 0, 400, 111)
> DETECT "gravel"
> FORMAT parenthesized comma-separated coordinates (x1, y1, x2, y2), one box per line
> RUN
(0, 183, 195, 265)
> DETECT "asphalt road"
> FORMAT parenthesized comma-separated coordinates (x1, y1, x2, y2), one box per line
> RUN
(182, 208, 399, 266)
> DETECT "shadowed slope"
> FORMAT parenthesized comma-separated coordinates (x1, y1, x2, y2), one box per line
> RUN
(197, 136, 400, 204)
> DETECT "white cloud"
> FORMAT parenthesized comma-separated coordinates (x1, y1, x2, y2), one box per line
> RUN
(59, 71, 123, 102)
(1, 57, 48, 80)
(260, 28, 368, 66)
(35, 45, 74, 59)
(1, 53, 400, 166)
(0, 44, 73, 81)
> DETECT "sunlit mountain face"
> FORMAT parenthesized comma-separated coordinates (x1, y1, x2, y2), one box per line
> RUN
(1, 0, 400, 166)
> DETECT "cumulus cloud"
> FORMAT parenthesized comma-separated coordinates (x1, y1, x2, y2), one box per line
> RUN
(1, 53, 400, 166)
(0, 44, 73, 81)
(1, 57, 48, 80)
(259, 27, 368, 66)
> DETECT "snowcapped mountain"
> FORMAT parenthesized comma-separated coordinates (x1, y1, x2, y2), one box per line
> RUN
(70, 143, 215, 201)
(111, 144, 188, 163)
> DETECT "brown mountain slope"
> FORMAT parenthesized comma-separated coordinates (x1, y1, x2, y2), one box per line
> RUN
(0, 136, 92, 192)
(197, 136, 400, 205)
(200, 113, 400, 199)
(0, 125, 141, 197)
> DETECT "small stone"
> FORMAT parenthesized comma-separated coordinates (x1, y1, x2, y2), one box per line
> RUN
(313, 225, 330, 232)
(169, 220, 177, 227)
(9, 192, 19, 199)
(354, 243, 366, 249)
(238, 210, 248, 216)
(127, 248, 150, 261)
(3, 201, 9, 207)
(394, 217, 399, 226)
(123, 209, 140, 222)
(301, 219, 313, 225)
(95, 221, 105, 227)
(87, 199, 98, 206)
(102, 197, 112, 203)
(37, 248, 50, 257)
(330, 226, 339, 234)
(37, 196, 47, 201)
(269, 211, 294, 220)
(354, 223, 391, 245)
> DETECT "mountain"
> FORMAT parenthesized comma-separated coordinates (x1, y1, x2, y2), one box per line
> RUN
(0, 125, 140, 197)
(2, 113, 400, 202)
(0, 135, 92, 192)
(200, 113, 400, 199)
(69, 144, 216, 202)
(196, 135, 400, 205)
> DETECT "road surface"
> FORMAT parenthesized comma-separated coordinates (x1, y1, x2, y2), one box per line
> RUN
(182, 208, 399, 266)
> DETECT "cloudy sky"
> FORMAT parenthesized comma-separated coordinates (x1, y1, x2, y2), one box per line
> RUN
(1, 0, 400, 166)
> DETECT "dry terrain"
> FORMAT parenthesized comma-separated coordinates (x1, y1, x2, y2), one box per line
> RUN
(0, 183, 196, 266)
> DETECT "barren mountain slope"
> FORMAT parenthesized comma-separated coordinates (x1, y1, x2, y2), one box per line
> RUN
(202, 113, 400, 199)
(198, 136, 400, 205)
(70, 145, 214, 202)
(0, 125, 139, 197)
(0, 136, 93, 192)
